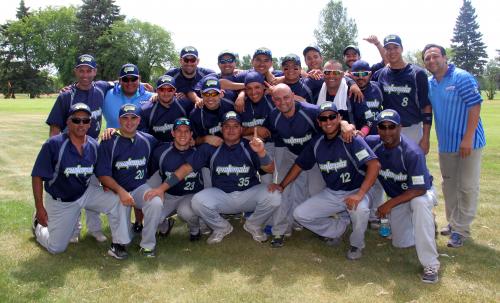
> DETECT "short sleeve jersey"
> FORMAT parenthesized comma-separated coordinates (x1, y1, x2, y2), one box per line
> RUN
(240, 95, 275, 129)
(288, 78, 324, 103)
(361, 81, 384, 135)
(165, 67, 216, 95)
(189, 100, 234, 138)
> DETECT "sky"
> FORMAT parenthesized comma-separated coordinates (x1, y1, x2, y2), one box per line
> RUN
(0, 0, 498, 71)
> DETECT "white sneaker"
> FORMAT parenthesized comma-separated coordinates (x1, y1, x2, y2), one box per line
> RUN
(243, 222, 268, 242)
(89, 231, 107, 242)
(206, 224, 233, 244)
(69, 236, 79, 243)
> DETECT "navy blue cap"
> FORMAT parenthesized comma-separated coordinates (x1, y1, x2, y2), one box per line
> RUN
(351, 60, 371, 72)
(244, 71, 265, 85)
(253, 47, 272, 59)
(156, 75, 176, 90)
(383, 35, 403, 48)
(376, 109, 401, 125)
(119, 103, 140, 118)
(343, 45, 360, 56)
(119, 63, 139, 78)
(201, 76, 221, 93)
(69, 102, 92, 116)
(222, 111, 241, 125)
(180, 46, 198, 58)
(281, 54, 301, 66)
(218, 50, 237, 61)
(75, 54, 96, 69)
(173, 117, 191, 130)
(303, 45, 321, 57)
(318, 102, 339, 115)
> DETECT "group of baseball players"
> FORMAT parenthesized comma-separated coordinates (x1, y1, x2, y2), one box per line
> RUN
(31, 34, 486, 285)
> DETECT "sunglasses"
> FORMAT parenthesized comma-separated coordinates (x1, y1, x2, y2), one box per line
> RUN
(377, 124, 397, 130)
(219, 58, 235, 64)
(157, 86, 175, 92)
(318, 114, 338, 122)
(174, 119, 191, 128)
(71, 117, 91, 124)
(183, 57, 197, 63)
(323, 70, 343, 76)
(121, 76, 138, 83)
(202, 91, 220, 97)
(351, 71, 371, 77)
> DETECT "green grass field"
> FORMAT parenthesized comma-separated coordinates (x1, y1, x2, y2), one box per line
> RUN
(0, 96, 499, 302)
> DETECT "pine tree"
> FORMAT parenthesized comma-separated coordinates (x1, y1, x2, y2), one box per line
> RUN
(16, 0, 30, 20)
(451, 0, 487, 76)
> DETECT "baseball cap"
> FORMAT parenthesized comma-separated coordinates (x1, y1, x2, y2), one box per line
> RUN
(180, 46, 198, 58)
(318, 102, 339, 115)
(222, 111, 241, 125)
(383, 34, 403, 48)
(119, 103, 140, 118)
(303, 45, 321, 57)
(173, 117, 191, 130)
(351, 60, 371, 72)
(119, 63, 139, 78)
(253, 47, 272, 59)
(156, 75, 176, 90)
(343, 45, 360, 56)
(281, 54, 301, 66)
(376, 109, 401, 125)
(69, 102, 92, 116)
(201, 76, 221, 93)
(244, 71, 265, 85)
(75, 54, 96, 69)
(218, 50, 237, 61)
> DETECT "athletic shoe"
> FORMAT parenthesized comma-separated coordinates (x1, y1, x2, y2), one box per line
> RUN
(189, 231, 201, 242)
(243, 222, 268, 242)
(132, 222, 143, 234)
(89, 231, 107, 242)
(324, 237, 342, 247)
(346, 246, 363, 260)
(421, 265, 439, 284)
(108, 243, 128, 260)
(200, 221, 212, 235)
(440, 224, 452, 236)
(206, 224, 233, 245)
(140, 247, 156, 258)
(270, 235, 285, 248)
(292, 222, 303, 232)
(158, 217, 175, 237)
(69, 236, 79, 244)
(447, 232, 465, 248)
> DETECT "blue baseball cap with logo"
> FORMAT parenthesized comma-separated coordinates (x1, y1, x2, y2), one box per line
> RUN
(318, 102, 339, 116)
(383, 34, 403, 48)
(244, 71, 265, 85)
(253, 47, 272, 59)
(75, 54, 96, 69)
(218, 50, 237, 61)
(156, 75, 176, 90)
(222, 111, 241, 125)
(281, 54, 301, 67)
(119, 103, 140, 118)
(201, 76, 221, 93)
(119, 63, 139, 78)
(69, 102, 92, 116)
(173, 117, 191, 130)
(343, 45, 360, 56)
(376, 109, 401, 125)
(180, 46, 198, 58)
(303, 45, 321, 57)
(351, 60, 371, 72)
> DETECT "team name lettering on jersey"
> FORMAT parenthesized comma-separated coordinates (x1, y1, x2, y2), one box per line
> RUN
(242, 118, 265, 128)
(379, 168, 407, 181)
(165, 171, 199, 180)
(152, 123, 174, 133)
(366, 100, 380, 109)
(319, 160, 347, 173)
(115, 157, 147, 169)
(209, 124, 221, 135)
(283, 133, 312, 146)
(215, 164, 250, 176)
(63, 165, 94, 177)
(383, 84, 412, 94)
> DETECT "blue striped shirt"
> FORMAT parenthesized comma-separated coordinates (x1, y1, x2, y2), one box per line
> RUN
(428, 64, 486, 153)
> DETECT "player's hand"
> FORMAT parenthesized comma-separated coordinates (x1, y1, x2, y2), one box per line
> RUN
(36, 207, 48, 227)
(377, 202, 392, 218)
(149, 93, 159, 103)
(255, 126, 271, 139)
(340, 122, 356, 143)
(100, 128, 116, 141)
(459, 137, 473, 158)
(204, 135, 223, 147)
(235, 95, 245, 113)
(144, 187, 164, 202)
(419, 137, 430, 155)
(268, 183, 284, 193)
(176, 92, 187, 100)
(348, 83, 364, 102)
(264, 81, 277, 96)
(265, 71, 278, 86)
(118, 190, 135, 206)
(308, 69, 323, 80)
(363, 35, 381, 46)
(195, 96, 204, 109)
(344, 193, 363, 211)
(142, 82, 154, 92)
(249, 127, 265, 154)
(59, 84, 72, 93)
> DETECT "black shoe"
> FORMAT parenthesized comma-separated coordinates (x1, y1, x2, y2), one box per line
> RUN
(189, 231, 201, 242)
(132, 222, 143, 234)
(158, 217, 175, 237)
(271, 235, 284, 248)
(108, 243, 128, 260)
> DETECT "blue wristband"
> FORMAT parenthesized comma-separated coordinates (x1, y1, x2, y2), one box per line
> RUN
(164, 174, 180, 188)
(259, 153, 272, 166)
(423, 113, 432, 125)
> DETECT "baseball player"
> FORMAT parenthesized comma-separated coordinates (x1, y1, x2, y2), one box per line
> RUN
(145, 111, 281, 244)
(280, 54, 323, 103)
(95, 104, 162, 258)
(365, 109, 440, 283)
(269, 102, 380, 260)
(32, 103, 129, 256)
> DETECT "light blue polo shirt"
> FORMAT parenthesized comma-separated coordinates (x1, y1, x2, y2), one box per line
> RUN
(428, 64, 486, 153)
(103, 84, 153, 128)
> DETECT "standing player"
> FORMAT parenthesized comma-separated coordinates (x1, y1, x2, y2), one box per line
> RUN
(302, 46, 323, 78)
(280, 54, 324, 103)
(365, 109, 440, 283)
(95, 104, 163, 257)
(32, 103, 129, 256)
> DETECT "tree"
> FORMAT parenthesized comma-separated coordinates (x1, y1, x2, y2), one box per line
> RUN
(238, 54, 252, 70)
(16, 0, 30, 19)
(404, 50, 424, 68)
(451, 0, 487, 76)
(482, 59, 499, 100)
(314, 0, 357, 61)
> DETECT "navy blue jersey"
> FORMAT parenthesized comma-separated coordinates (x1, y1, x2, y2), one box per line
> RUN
(361, 81, 384, 135)
(240, 95, 275, 129)
(189, 100, 234, 138)
(288, 78, 324, 103)
(264, 102, 320, 155)
(372, 64, 430, 127)
(370, 61, 385, 74)
(296, 134, 377, 191)
(151, 143, 203, 196)
(365, 134, 432, 198)
(46, 81, 112, 139)
(95, 131, 158, 192)
(187, 140, 261, 193)
(138, 98, 193, 142)
(194, 72, 240, 102)
(325, 93, 374, 130)
(165, 67, 216, 94)
(31, 134, 98, 202)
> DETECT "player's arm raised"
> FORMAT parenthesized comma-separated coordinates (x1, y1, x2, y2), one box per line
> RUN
(250, 127, 274, 173)
(144, 163, 194, 201)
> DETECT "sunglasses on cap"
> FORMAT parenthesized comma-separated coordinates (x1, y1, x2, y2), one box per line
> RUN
(183, 57, 197, 63)
(323, 70, 343, 76)
(219, 58, 235, 64)
(318, 114, 338, 122)
(174, 119, 191, 128)
(121, 76, 138, 83)
(71, 117, 91, 124)
(158, 86, 175, 92)
(351, 71, 370, 77)
(377, 124, 397, 130)
(202, 91, 220, 97)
